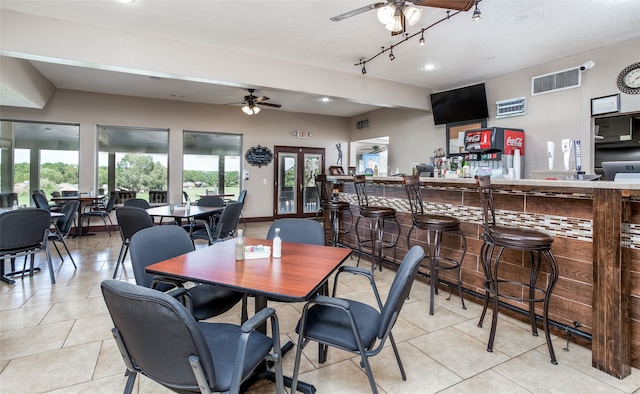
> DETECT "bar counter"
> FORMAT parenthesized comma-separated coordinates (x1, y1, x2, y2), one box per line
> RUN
(327, 175, 640, 379)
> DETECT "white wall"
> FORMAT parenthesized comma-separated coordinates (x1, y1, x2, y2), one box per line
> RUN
(350, 37, 640, 176)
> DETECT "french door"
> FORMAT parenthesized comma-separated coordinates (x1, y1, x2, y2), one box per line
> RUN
(273, 146, 324, 218)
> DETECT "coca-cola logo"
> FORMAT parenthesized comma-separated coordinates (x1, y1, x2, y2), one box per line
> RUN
(466, 134, 482, 143)
(506, 136, 523, 147)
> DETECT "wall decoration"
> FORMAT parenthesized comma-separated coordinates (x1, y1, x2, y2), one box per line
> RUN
(591, 94, 620, 116)
(245, 145, 273, 167)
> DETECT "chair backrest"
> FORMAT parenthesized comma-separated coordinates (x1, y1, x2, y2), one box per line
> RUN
(0, 192, 19, 208)
(56, 200, 80, 235)
(61, 190, 78, 197)
(100, 279, 216, 391)
(0, 209, 51, 251)
(182, 191, 191, 204)
(476, 175, 496, 227)
(210, 202, 243, 241)
(104, 191, 119, 213)
(237, 189, 247, 205)
(266, 218, 324, 246)
(148, 190, 167, 203)
(129, 225, 194, 288)
(197, 196, 225, 207)
(32, 192, 51, 210)
(51, 191, 61, 198)
(353, 175, 370, 207)
(123, 198, 151, 209)
(116, 206, 154, 243)
(403, 175, 424, 216)
(377, 245, 424, 339)
(315, 174, 331, 205)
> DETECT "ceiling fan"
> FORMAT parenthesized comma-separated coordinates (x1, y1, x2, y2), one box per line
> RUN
(331, 0, 475, 34)
(239, 88, 282, 115)
(363, 145, 387, 154)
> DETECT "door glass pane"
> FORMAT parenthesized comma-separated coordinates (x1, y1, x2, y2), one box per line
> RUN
(303, 153, 322, 213)
(278, 153, 297, 214)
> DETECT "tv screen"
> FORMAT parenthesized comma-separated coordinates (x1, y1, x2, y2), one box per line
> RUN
(430, 83, 489, 125)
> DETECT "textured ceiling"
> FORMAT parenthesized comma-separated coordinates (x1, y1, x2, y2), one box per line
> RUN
(1, 0, 639, 117)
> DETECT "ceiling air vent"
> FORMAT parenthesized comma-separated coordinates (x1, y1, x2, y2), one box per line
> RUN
(496, 97, 526, 118)
(355, 118, 369, 131)
(531, 67, 581, 96)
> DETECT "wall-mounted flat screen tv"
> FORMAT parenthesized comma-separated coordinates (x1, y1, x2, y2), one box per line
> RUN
(430, 83, 489, 125)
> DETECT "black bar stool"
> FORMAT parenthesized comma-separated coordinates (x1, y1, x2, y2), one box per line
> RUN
(353, 175, 400, 272)
(476, 176, 559, 364)
(403, 175, 467, 315)
(315, 174, 351, 247)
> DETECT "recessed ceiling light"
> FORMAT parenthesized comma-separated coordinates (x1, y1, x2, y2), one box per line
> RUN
(321, 97, 331, 102)
(423, 64, 436, 70)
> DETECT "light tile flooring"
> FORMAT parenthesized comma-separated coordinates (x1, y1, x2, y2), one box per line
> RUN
(1, 221, 639, 394)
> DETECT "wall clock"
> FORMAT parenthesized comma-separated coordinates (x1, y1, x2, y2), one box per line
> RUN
(617, 62, 640, 94)
(245, 145, 273, 168)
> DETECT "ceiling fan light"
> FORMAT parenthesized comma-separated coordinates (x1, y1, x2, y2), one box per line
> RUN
(242, 105, 260, 115)
(376, 4, 396, 24)
(403, 5, 423, 26)
(384, 14, 403, 32)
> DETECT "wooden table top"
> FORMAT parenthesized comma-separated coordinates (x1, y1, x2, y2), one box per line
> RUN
(51, 195, 105, 202)
(146, 237, 352, 302)
(146, 205, 223, 218)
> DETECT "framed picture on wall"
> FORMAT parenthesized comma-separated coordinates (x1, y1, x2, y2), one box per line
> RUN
(328, 166, 344, 175)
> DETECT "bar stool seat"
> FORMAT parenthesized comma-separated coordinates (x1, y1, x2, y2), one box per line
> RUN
(353, 175, 399, 273)
(476, 175, 559, 365)
(403, 175, 466, 315)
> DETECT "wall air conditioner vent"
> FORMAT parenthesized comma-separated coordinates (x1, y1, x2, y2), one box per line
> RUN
(355, 118, 369, 131)
(531, 67, 581, 96)
(496, 97, 526, 118)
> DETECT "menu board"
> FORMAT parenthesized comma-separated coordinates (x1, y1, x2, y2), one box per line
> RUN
(245, 145, 273, 168)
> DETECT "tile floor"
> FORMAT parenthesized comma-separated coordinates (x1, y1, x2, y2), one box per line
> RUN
(1, 221, 639, 394)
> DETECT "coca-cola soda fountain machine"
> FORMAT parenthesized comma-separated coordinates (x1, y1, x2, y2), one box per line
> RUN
(464, 127, 525, 179)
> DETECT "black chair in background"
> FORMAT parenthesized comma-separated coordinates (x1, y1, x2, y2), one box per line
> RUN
(129, 225, 248, 322)
(123, 198, 150, 209)
(81, 191, 118, 236)
(61, 190, 78, 197)
(148, 190, 167, 204)
(0, 192, 19, 208)
(0, 209, 55, 284)
(266, 218, 325, 246)
(32, 192, 61, 212)
(189, 202, 243, 245)
(182, 191, 191, 205)
(113, 206, 154, 279)
(184, 196, 225, 243)
(290, 245, 425, 394)
(48, 200, 80, 267)
(235, 189, 247, 228)
(101, 279, 284, 394)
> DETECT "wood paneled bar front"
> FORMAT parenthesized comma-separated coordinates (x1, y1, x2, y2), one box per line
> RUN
(326, 175, 640, 379)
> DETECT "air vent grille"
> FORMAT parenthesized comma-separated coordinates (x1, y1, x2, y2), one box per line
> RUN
(496, 97, 526, 118)
(531, 67, 581, 96)
(356, 118, 369, 130)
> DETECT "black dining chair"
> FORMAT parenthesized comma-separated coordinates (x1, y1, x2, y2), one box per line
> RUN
(101, 279, 284, 394)
(123, 198, 150, 209)
(266, 218, 325, 246)
(290, 245, 425, 394)
(0, 208, 56, 284)
(129, 225, 248, 322)
(113, 206, 154, 279)
(189, 201, 243, 245)
(81, 191, 118, 236)
(48, 200, 80, 267)
(32, 192, 61, 212)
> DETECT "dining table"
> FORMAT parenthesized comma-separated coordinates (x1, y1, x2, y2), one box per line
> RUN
(51, 195, 106, 237)
(145, 236, 352, 394)
(145, 204, 224, 226)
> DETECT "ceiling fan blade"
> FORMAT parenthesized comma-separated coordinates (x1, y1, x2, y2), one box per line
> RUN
(254, 96, 270, 103)
(410, 0, 475, 11)
(256, 102, 282, 108)
(330, 2, 387, 22)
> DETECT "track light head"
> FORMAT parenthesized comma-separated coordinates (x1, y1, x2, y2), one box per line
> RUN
(419, 31, 425, 46)
(472, 1, 481, 21)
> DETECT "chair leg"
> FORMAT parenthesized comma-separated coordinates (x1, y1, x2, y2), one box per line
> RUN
(100, 215, 112, 236)
(123, 370, 137, 394)
(114, 243, 128, 279)
(58, 238, 77, 268)
(45, 241, 55, 284)
(388, 332, 407, 381)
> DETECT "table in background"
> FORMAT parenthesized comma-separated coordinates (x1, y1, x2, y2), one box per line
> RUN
(51, 195, 105, 237)
(145, 205, 224, 225)
(146, 236, 352, 394)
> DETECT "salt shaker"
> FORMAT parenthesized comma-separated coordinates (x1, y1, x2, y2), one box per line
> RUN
(272, 228, 282, 258)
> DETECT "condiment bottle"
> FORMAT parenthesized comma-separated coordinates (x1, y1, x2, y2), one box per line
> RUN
(272, 228, 282, 258)
(235, 229, 245, 261)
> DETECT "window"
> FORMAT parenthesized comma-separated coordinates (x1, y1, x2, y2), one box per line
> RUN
(183, 131, 242, 202)
(0, 121, 79, 205)
(98, 125, 168, 201)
